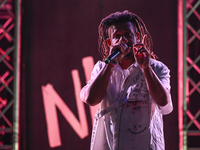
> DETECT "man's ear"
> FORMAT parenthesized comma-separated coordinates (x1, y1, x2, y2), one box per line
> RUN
(106, 38, 111, 46)
(136, 33, 140, 42)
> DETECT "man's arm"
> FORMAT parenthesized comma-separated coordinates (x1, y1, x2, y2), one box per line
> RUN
(142, 65, 169, 106)
(134, 35, 171, 108)
(80, 63, 114, 106)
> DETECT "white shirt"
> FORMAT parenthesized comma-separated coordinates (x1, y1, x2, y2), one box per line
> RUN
(80, 59, 173, 150)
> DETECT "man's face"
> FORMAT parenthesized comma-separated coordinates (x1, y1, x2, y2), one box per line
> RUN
(107, 21, 137, 58)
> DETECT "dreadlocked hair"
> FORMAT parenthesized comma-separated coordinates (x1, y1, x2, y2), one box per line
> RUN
(98, 10, 157, 61)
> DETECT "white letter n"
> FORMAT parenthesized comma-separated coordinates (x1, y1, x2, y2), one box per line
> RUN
(41, 70, 88, 148)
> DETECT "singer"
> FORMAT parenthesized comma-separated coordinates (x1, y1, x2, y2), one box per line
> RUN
(80, 10, 173, 150)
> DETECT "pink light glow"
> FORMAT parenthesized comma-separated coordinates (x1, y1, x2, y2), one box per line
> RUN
(178, 0, 184, 149)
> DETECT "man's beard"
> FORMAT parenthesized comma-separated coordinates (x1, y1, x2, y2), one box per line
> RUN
(124, 48, 133, 58)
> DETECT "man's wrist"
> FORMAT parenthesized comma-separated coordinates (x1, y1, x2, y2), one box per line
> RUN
(106, 61, 117, 68)
(142, 65, 152, 73)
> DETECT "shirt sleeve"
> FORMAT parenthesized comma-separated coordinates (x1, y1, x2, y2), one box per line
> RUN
(80, 61, 105, 103)
(151, 60, 173, 115)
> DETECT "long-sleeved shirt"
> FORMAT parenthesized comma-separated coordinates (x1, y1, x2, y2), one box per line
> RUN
(80, 58, 173, 150)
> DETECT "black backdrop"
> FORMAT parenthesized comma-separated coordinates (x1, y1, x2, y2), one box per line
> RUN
(21, 0, 178, 150)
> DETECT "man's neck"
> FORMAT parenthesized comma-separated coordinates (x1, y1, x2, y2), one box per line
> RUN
(119, 58, 135, 69)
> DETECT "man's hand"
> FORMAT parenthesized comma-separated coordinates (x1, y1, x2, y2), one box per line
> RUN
(133, 34, 169, 107)
(133, 34, 150, 70)
(109, 39, 131, 62)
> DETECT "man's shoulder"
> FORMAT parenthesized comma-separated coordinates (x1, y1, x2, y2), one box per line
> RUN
(150, 59, 167, 67)
(150, 59, 169, 73)
(94, 60, 105, 69)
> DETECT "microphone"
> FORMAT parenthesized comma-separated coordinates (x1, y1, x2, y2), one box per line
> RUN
(104, 49, 121, 64)
(104, 44, 128, 64)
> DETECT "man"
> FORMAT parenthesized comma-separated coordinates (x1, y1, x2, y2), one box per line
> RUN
(80, 10, 173, 150)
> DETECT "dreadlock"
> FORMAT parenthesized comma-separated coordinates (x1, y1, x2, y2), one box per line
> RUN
(98, 10, 157, 61)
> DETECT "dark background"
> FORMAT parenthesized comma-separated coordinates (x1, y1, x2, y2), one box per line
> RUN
(21, 0, 178, 149)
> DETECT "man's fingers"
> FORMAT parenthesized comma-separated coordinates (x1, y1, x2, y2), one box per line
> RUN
(125, 47, 131, 54)
(142, 34, 147, 45)
(133, 43, 143, 47)
(134, 34, 147, 48)
(134, 47, 146, 54)
(133, 47, 137, 53)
